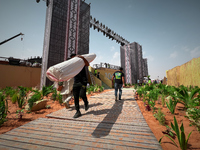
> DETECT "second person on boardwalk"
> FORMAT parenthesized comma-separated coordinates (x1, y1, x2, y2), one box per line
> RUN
(70, 54, 89, 118)
(112, 67, 125, 101)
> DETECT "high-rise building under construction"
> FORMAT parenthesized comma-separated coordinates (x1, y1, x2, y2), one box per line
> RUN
(40, 0, 90, 87)
(120, 42, 148, 84)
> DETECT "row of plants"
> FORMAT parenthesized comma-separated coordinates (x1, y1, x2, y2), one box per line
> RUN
(0, 85, 61, 125)
(0, 84, 105, 126)
(87, 84, 104, 94)
(135, 83, 200, 150)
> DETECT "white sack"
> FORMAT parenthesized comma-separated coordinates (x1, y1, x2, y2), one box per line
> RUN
(46, 53, 96, 82)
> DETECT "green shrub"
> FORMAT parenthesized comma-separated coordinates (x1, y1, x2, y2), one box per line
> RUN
(87, 84, 104, 93)
(16, 109, 24, 120)
(17, 86, 27, 108)
(11, 93, 19, 104)
(136, 88, 143, 98)
(17, 97, 25, 109)
(3, 87, 17, 99)
(185, 108, 200, 131)
(159, 116, 192, 150)
(51, 88, 57, 101)
(166, 98, 178, 114)
(0, 92, 7, 126)
(161, 94, 166, 107)
(134, 84, 138, 90)
(175, 87, 200, 109)
(28, 92, 41, 110)
(18, 86, 26, 98)
(58, 93, 62, 105)
(41, 85, 53, 97)
(154, 108, 165, 125)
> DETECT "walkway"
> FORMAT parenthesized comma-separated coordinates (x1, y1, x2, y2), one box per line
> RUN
(0, 89, 162, 150)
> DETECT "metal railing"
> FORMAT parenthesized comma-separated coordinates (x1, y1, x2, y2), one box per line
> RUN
(93, 63, 120, 70)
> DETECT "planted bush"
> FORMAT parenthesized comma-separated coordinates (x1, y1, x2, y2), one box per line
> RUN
(17, 86, 27, 108)
(11, 93, 19, 104)
(41, 85, 53, 97)
(51, 88, 57, 101)
(16, 109, 24, 120)
(0, 92, 7, 126)
(166, 97, 178, 114)
(175, 87, 200, 109)
(159, 116, 192, 150)
(87, 84, 104, 93)
(161, 94, 166, 107)
(185, 108, 200, 131)
(28, 91, 41, 110)
(58, 93, 63, 105)
(154, 108, 165, 125)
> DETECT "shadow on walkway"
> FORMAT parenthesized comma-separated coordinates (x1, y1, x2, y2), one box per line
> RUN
(91, 100, 124, 138)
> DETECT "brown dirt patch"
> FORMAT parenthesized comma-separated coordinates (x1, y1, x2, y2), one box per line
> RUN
(136, 96, 200, 150)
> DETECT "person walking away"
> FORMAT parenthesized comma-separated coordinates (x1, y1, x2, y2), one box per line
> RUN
(137, 79, 140, 86)
(94, 69, 97, 76)
(112, 67, 125, 101)
(97, 72, 101, 80)
(70, 54, 89, 118)
(148, 78, 151, 85)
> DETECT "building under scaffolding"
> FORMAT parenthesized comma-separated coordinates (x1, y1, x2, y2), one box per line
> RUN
(120, 42, 148, 84)
(40, 0, 90, 87)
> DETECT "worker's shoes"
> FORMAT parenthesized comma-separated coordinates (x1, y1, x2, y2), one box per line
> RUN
(73, 110, 81, 118)
(64, 102, 70, 109)
(85, 103, 89, 111)
(115, 96, 117, 101)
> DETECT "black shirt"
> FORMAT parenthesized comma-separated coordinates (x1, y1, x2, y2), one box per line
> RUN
(113, 71, 124, 84)
(74, 66, 88, 85)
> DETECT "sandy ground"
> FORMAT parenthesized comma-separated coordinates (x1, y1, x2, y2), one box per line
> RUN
(0, 89, 199, 150)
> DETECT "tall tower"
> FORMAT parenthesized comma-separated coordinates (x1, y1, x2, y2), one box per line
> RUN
(40, 0, 90, 87)
(121, 42, 148, 84)
(143, 58, 148, 77)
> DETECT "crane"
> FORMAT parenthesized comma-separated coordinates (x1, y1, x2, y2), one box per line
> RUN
(0, 33, 24, 46)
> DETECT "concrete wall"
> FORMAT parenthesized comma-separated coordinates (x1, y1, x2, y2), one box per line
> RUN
(0, 64, 41, 89)
(166, 57, 200, 87)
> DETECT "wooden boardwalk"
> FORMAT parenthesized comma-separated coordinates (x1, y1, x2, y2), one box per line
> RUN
(0, 89, 162, 150)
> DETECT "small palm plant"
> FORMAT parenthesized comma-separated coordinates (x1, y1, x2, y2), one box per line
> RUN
(153, 108, 165, 125)
(28, 91, 42, 110)
(166, 97, 178, 114)
(159, 116, 192, 150)
(0, 92, 8, 126)
(17, 86, 26, 108)
(175, 87, 200, 109)
(41, 85, 53, 98)
(136, 88, 143, 99)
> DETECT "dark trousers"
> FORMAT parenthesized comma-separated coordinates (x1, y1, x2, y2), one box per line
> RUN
(73, 82, 88, 111)
(114, 83, 123, 99)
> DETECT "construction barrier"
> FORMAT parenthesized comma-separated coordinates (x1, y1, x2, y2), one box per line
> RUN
(0, 64, 41, 89)
(166, 57, 200, 87)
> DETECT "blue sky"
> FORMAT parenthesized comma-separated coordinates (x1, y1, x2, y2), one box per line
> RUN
(0, 0, 200, 80)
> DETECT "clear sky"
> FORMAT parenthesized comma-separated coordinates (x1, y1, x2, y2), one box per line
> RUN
(0, 0, 200, 80)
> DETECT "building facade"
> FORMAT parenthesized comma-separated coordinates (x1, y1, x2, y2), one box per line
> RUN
(120, 42, 148, 84)
(40, 0, 90, 87)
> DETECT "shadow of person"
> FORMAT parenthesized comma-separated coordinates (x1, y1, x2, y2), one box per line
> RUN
(68, 102, 104, 111)
(91, 100, 124, 138)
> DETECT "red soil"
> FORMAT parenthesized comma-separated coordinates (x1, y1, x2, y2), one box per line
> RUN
(1, 89, 200, 150)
